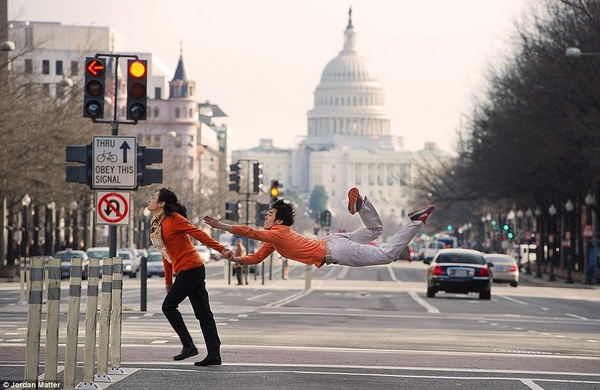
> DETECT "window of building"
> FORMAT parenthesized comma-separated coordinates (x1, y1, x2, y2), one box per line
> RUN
(153, 107, 159, 118)
(175, 108, 180, 118)
(155, 87, 162, 100)
(24, 59, 33, 74)
(42, 60, 50, 75)
(55, 60, 63, 75)
(71, 61, 78, 76)
(42, 84, 50, 94)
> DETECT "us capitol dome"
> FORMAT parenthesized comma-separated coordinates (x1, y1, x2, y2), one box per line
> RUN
(301, 8, 402, 151)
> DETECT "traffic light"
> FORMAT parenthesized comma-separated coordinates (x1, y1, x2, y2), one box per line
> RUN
(225, 202, 240, 221)
(253, 162, 263, 194)
(270, 180, 280, 202)
(126, 59, 148, 121)
(320, 210, 331, 227)
(229, 163, 241, 192)
(315, 211, 322, 225)
(83, 57, 106, 119)
(66, 144, 92, 186)
(136, 146, 163, 186)
(256, 203, 270, 225)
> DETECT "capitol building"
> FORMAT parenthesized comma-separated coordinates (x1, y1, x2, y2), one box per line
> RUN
(234, 10, 431, 231)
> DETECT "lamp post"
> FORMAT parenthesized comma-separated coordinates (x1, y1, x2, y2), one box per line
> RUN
(70, 201, 79, 249)
(548, 204, 557, 281)
(584, 192, 597, 284)
(564, 199, 574, 283)
(142, 208, 151, 249)
(525, 208, 533, 275)
(45, 202, 56, 255)
(534, 207, 543, 278)
(20, 194, 31, 258)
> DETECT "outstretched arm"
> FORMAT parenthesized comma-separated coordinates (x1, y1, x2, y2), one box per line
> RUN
(204, 215, 233, 232)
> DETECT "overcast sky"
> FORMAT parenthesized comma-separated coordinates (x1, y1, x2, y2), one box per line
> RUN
(9, 0, 531, 153)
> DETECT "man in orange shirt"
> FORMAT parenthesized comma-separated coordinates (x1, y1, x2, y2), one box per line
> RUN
(204, 188, 435, 268)
(148, 188, 233, 366)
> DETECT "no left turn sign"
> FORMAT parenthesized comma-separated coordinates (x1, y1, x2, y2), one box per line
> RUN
(96, 191, 130, 225)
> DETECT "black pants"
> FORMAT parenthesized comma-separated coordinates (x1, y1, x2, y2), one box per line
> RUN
(162, 265, 221, 353)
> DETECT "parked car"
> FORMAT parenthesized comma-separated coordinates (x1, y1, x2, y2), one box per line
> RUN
(195, 245, 211, 264)
(485, 253, 519, 287)
(118, 249, 139, 277)
(426, 248, 492, 300)
(53, 249, 89, 280)
(145, 252, 165, 277)
(86, 246, 109, 276)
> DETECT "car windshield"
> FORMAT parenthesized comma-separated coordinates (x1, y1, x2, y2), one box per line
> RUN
(87, 250, 109, 258)
(118, 252, 132, 260)
(486, 256, 514, 264)
(54, 252, 85, 262)
(436, 253, 485, 265)
(147, 254, 163, 262)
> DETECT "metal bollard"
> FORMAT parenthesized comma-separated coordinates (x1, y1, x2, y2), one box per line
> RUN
(64, 257, 83, 390)
(109, 257, 125, 375)
(23, 257, 44, 384)
(95, 257, 113, 382)
(76, 258, 101, 390)
(140, 256, 147, 312)
(44, 257, 61, 382)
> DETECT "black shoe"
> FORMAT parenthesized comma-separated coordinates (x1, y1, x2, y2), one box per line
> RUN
(174, 345, 198, 361)
(194, 353, 222, 366)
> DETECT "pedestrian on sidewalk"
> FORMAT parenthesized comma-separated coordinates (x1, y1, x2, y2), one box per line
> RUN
(148, 188, 233, 366)
(204, 188, 435, 269)
(232, 238, 246, 285)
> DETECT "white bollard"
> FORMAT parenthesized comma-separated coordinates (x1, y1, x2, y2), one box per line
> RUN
(95, 257, 113, 382)
(23, 257, 44, 384)
(305, 264, 312, 290)
(109, 257, 125, 375)
(75, 258, 101, 390)
(44, 257, 62, 382)
(64, 257, 83, 390)
(18, 257, 27, 304)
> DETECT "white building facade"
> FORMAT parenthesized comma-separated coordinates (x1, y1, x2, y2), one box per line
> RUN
(234, 11, 414, 228)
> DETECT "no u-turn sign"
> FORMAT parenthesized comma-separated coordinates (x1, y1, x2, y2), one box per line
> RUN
(96, 191, 130, 225)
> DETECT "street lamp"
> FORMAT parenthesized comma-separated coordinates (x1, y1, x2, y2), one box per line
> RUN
(20, 194, 31, 258)
(565, 47, 600, 58)
(548, 204, 557, 281)
(564, 199, 574, 283)
(585, 192, 597, 284)
(70, 201, 79, 249)
(45, 202, 56, 255)
(525, 208, 533, 275)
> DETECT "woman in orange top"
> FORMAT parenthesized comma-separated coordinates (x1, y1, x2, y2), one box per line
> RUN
(148, 188, 233, 366)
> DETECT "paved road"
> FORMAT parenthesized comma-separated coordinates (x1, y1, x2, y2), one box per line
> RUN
(1, 261, 599, 389)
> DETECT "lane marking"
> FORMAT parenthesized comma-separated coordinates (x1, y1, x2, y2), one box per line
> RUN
(408, 291, 440, 313)
(498, 295, 529, 305)
(387, 265, 398, 282)
(565, 313, 588, 320)
(265, 290, 313, 308)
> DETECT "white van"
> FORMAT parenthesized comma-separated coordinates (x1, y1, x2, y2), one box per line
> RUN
(515, 244, 537, 265)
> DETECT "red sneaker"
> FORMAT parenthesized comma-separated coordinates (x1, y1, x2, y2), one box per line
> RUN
(347, 187, 363, 215)
(408, 204, 437, 224)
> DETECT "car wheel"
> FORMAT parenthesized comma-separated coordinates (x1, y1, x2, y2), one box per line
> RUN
(426, 286, 436, 298)
(479, 289, 491, 300)
(510, 281, 518, 287)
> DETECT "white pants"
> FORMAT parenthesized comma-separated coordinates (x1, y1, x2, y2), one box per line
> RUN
(325, 197, 423, 267)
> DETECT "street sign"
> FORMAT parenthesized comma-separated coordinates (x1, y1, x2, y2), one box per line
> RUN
(92, 136, 137, 189)
(96, 191, 130, 225)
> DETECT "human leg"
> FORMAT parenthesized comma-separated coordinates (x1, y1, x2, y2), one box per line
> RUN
(347, 196, 384, 244)
(162, 268, 199, 360)
(187, 266, 221, 365)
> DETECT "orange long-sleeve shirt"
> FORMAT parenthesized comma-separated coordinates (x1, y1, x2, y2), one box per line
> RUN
(160, 213, 226, 285)
(230, 224, 326, 268)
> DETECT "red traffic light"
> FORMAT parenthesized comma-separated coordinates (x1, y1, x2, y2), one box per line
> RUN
(86, 58, 105, 77)
(85, 80, 103, 97)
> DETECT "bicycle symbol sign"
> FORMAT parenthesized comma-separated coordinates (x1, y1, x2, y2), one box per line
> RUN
(92, 136, 137, 189)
